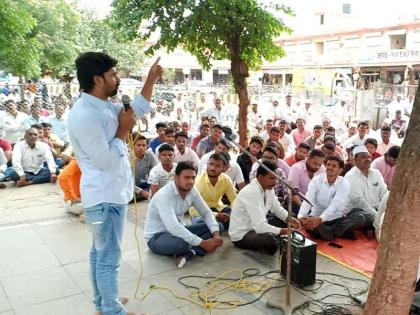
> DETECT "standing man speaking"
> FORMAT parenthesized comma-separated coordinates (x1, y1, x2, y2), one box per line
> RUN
(68, 52, 162, 315)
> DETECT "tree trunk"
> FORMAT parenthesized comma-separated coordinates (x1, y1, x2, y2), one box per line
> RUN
(231, 58, 249, 148)
(363, 82, 420, 314)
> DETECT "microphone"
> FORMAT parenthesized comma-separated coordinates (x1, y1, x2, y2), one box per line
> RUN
(121, 94, 131, 111)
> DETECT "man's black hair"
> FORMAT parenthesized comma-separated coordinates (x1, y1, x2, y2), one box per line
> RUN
(327, 156, 345, 169)
(218, 138, 231, 149)
(387, 145, 400, 159)
(158, 143, 174, 154)
(75, 52, 118, 93)
(365, 138, 378, 148)
(165, 127, 175, 135)
(263, 145, 279, 157)
(212, 123, 223, 131)
(297, 142, 311, 151)
(41, 122, 52, 128)
(30, 123, 43, 130)
(256, 160, 277, 177)
(308, 149, 326, 159)
(175, 131, 188, 140)
(155, 122, 167, 130)
(209, 152, 228, 165)
(313, 124, 322, 130)
(175, 161, 198, 175)
(132, 132, 148, 144)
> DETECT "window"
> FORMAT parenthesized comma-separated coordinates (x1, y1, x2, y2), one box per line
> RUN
(320, 14, 324, 25)
(390, 34, 406, 49)
(342, 3, 351, 14)
(190, 69, 202, 80)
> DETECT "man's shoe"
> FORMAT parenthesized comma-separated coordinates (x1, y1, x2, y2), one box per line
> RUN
(316, 224, 334, 241)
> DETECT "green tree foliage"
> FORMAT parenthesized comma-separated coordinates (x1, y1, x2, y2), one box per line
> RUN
(112, 0, 293, 144)
(0, 0, 146, 80)
(82, 13, 145, 77)
(0, 0, 41, 78)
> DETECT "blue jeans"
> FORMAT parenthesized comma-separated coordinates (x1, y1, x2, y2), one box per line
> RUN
(10, 167, 53, 184)
(0, 167, 14, 182)
(147, 223, 215, 257)
(84, 203, 128, 315)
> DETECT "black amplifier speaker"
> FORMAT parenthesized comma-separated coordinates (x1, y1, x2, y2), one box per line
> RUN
(279, 231, 317, 288)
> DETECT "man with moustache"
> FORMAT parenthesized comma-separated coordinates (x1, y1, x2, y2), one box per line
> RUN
(298, 156, 365, 241)
(229, 161, 301, 255)
(68, 52, 162, 315)
(144, 161, 223, 268)
(344, 146, 388, 231)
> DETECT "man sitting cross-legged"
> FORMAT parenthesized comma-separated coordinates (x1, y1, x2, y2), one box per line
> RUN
(229, 161, 301, 255)
(144, 161, 223, 268)
(298, 156, 365, 241)
(10, 128, 58, 187)
(190, 153, 237, 231)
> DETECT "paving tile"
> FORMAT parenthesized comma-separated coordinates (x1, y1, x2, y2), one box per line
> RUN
(14, 294, 92, 315)
(1, 266, 81, 312)
(0, 229, 60, 277)
(64, 259, 140, 295)
(44, 236, 90, 265)
(123, 248, 178, 277)
(0, 282, 11, 313)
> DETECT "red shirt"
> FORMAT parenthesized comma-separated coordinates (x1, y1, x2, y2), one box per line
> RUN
(284, 154, 297, 167)
(191, 135, 203, 151)
(0, 138, 12, 152)
(371, 151, 381, 161)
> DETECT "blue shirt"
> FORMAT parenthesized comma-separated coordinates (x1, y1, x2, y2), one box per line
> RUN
(67, 92, 150, 208)
(144, 181, 220, 246)
(149, 137, 163, 153)
(49, 116, 69, 143)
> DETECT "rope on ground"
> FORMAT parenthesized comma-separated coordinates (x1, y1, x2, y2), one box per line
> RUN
(141, 267, 369, 315)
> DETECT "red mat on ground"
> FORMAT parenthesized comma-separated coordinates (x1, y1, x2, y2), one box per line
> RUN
(308, 231, 378, 277)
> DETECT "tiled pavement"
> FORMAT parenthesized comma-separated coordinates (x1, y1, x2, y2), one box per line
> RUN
(0, 182, 368, 314)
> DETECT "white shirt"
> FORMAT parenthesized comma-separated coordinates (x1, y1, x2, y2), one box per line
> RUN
(144, 181, 219, 245)
(344, 166, 388, 213)
(0, 148, 7, 172)
(148, 163, 177, 188)
(229, 179, 288, 242)
(199, 150, 245, 185)
(174, 146, 200, 166)
(279, 132, 294, 154)
(343, 133, 368, 149)
(68, 93, 150, 208)
(0, 111, 28, 143)
(12, 140, 56, 177)
(298, 174, 350, 222)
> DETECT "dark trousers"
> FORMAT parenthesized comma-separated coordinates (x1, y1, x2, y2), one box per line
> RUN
(316, 208, 370, 238)
(134, 181, 151, 201)
(191, 206, 231, 232)
(232, 217, 284, 256)
(10, 167, 53, 184)
(147, 223, 215, 257)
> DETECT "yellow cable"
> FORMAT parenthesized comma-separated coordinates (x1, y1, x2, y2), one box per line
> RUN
(141, 268, 281, 314)
(127, 124, 144, 300)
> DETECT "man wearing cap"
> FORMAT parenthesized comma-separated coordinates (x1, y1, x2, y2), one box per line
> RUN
(343, 145, 388, 231)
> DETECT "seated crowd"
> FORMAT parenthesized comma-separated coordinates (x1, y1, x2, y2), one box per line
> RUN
(0, 93, 405, 269)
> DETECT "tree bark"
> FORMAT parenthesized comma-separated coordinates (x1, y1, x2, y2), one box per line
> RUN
(363, 82, 420, 314)
(229, 34, 250, 148)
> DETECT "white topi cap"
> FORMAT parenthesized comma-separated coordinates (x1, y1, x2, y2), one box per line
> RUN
(352, 145, 369, 156)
